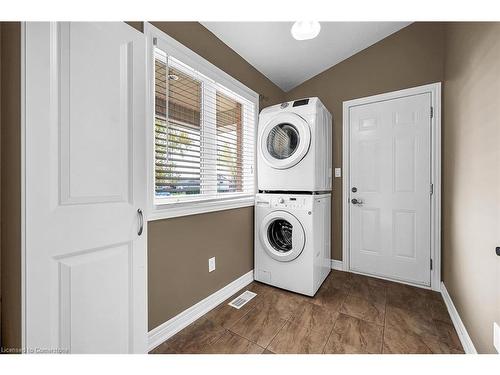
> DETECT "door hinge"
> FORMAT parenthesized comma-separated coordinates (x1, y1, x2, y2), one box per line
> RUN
(430, 106, 434, 118)
(430, 183, 434, 195)
(430, 259, 433, 270)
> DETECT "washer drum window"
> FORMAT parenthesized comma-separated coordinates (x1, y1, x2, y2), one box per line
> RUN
(260, 211, 305, 262)
(267, 219, 293, 253)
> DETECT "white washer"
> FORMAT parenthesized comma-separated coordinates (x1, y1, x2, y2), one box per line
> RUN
(257, 97, 332, 192)
(254, 193, 331, 296)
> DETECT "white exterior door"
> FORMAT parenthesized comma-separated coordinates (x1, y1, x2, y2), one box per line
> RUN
(349, 93, 432, 286)
(25, 22, 147, 353)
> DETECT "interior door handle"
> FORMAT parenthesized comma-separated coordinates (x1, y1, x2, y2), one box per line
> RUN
(351, 198, 363, 205)
(137, 208, 143, 236)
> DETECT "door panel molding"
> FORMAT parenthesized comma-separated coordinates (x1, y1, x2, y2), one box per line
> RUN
(342, 82, 441, 291)
(57, 23, 134, 206)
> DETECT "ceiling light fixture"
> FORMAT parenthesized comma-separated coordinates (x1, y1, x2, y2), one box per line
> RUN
(291, 21, 321, 41)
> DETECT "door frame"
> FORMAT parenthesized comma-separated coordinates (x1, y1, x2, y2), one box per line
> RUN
(342, 82, 441, 291)
(21, 21, 27, 350)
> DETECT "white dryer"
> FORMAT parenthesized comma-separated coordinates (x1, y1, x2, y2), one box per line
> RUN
(257, 97, 332, 192)
(254, 193, 331, 296)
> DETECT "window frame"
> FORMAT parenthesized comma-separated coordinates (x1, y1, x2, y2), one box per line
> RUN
(145, 23, 259, 220)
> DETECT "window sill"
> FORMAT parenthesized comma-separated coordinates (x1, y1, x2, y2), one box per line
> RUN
(147, 195, 255, 221)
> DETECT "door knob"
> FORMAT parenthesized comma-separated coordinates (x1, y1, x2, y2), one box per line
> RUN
(351, 198, 363, 205)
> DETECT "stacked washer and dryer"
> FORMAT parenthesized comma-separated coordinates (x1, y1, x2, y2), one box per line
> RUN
(254, 97, 333, 296)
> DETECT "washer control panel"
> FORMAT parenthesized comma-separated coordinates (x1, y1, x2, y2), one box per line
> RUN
(270, 196, 310, 210)
(255, 194, 317, 210)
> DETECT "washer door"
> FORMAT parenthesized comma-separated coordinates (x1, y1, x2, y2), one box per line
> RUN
(260, 211, 306, 262)
(260, 113, 311, 169)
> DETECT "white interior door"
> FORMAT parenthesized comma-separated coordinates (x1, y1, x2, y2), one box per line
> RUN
(25, 22, 147, 353)
(349, 93, 432, 286)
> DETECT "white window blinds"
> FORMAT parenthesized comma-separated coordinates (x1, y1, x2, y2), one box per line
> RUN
(154, 49, 256, 204)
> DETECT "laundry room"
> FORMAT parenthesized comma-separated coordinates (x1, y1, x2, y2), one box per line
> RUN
(1, 1, 500, 373)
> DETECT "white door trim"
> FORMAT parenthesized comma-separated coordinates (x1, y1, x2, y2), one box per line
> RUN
(342, 82, 441, 291)
(21, 21, 27, 350)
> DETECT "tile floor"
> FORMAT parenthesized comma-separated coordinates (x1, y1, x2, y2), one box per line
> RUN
(150, 270, 464, 354)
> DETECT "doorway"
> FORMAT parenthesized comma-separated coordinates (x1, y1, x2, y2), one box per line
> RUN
(342, 83, 441, 290)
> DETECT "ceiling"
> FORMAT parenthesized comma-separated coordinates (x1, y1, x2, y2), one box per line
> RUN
(201, 22, 411, 92)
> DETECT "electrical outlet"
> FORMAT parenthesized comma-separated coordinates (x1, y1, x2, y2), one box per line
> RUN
(494, 322, 500, 353)
(208, 257, 216, 272)
(334, 168, 342, 178)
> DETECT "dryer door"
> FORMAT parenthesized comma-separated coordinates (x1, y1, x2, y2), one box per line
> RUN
(260, 211, 306, 262)
(260, 113, 311, 169)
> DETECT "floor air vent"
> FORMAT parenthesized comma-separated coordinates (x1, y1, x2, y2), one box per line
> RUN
(228, 291, 257, 309)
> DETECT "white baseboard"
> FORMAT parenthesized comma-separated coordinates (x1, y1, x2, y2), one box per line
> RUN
(330, 259, 344, 271)
(148, 270, 254, 352)
(440, 282, 477, 354)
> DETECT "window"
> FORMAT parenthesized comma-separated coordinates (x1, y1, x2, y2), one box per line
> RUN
(154, 57, 203, 198)
(149, 27, 258, 219)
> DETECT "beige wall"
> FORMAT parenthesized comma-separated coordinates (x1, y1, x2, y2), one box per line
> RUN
(286, 22, 446, 260)
(128, 22, 285, 329)
(148, 208, 254, 329)
(0, 22, 22, 350)
(442, 22, 500, 354)
(1, 21, 497, 353)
